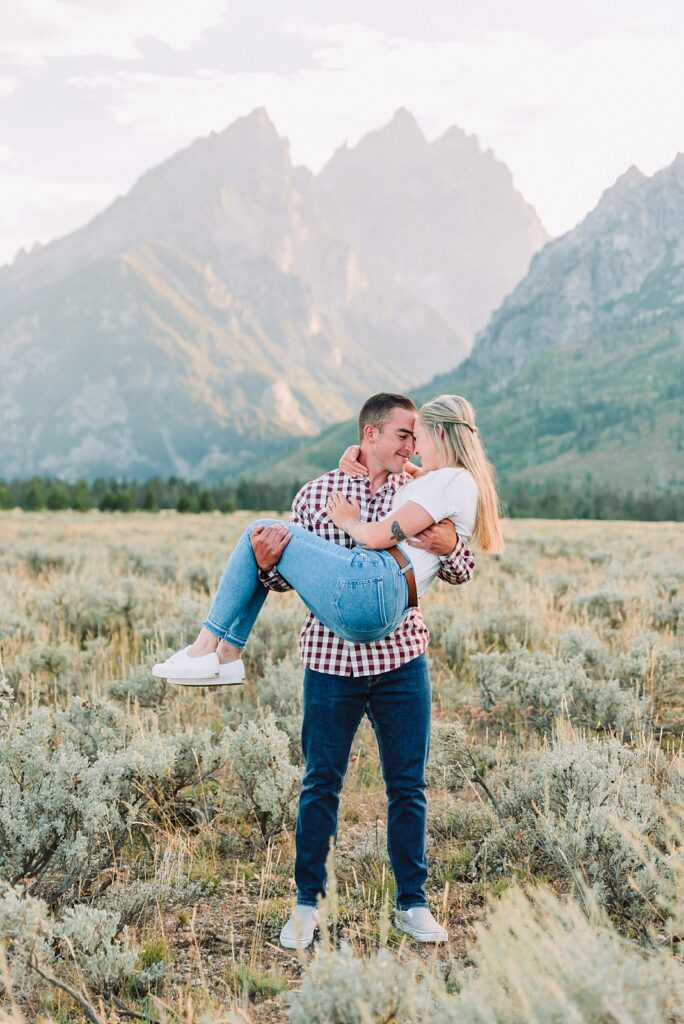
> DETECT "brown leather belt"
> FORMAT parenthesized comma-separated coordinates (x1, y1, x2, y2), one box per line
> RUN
(387, 547, 418, 608)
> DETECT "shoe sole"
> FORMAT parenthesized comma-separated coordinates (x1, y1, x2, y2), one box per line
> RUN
(279, 931, 316, 950)
(395, 921, 448, 943)
(167, 676, 244, 687)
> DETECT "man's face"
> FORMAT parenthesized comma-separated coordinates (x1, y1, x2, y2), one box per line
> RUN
(370, 407, 416, 473)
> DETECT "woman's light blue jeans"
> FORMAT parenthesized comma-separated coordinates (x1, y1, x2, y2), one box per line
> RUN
(202, 519, 411, 646)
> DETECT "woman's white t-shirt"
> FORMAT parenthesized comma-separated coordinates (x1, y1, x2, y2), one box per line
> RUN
(391, 467, 478, 597)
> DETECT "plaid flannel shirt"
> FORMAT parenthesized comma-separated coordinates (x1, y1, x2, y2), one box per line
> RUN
(258, 469, 475, 676)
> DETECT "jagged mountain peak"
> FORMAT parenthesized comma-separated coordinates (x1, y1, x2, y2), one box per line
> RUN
(432, 124, 482, 156)
(0, 106, 549, 480)
(134, 106, 291, 194)
(461, 147, 684, 391)
(211, 106, 286, 152)
(671, 151, 684, 173)
(595, 163, 647, 209)
(656, 150, 684, 186)
(388, 106, 424, 137)
(321, 108, 426, 172)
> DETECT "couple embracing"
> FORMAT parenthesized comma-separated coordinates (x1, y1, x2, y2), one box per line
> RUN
(154, 392, 503, 947)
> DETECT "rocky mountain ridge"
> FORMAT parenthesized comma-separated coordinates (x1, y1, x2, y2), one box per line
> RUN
(267, 152, 684, 494)
(462, 153, 684, 385)
(0, 108, 547, 480)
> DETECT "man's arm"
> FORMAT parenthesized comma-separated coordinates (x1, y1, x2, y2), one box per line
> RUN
(436, 533, 475, 585)
(407, 519, 475, 585)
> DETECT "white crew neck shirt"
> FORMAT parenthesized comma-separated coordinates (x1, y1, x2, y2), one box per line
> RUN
(392, 467, 478, 597)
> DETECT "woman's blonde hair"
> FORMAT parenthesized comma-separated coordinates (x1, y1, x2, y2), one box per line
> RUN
(419, 394, 504, 552)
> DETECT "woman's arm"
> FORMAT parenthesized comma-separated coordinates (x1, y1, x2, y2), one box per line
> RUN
(327, 494, 435, 549)
(339, 445, 427, 479)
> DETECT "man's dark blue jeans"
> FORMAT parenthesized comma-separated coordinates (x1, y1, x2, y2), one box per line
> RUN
(294, 654, 431, 910)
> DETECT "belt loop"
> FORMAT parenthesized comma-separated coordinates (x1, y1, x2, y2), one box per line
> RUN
(387, 547, 418, 608)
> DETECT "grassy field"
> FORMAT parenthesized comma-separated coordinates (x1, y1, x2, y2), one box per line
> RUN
(1, 511, 683, 1022)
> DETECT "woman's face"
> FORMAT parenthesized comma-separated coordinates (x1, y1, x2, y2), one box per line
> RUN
(413, 420, 442, 471)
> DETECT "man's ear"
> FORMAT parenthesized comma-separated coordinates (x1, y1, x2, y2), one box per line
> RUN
(362, 423, 377, 445)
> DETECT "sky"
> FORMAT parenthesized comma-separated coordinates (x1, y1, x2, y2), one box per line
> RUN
(2, 0, 684, 267)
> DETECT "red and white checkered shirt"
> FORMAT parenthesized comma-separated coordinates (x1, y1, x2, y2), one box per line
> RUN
(259, 469, 475, 676)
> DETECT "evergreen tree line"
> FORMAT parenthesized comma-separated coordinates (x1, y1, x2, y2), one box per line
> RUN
(0, 476, 302, 515)
(0, 475, 682, 521)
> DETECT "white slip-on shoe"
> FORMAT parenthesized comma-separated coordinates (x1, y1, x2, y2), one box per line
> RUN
(279, 905, 318, 950)
(152, 646, 219, 680)
(217, 659, 245, 685)
(394, 907, 448, 943)
(164, 659, 246, 688)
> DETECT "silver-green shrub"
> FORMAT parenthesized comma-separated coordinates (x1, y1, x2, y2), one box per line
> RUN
(5, 642, 79, 685)
(0, 884, 53, 995)
(125, 551, 178, 583)
(227, 713, 300, 838)
(470, 643, 647, 735)
(0, 883, 138, 1000)
(485, 729, 681, 925)
(56, 904, 137, 995)
(0, 696, 227, 905)
(101, 875, 205, 927)
(19, 546, 78, 576)
(247, 655, 303, 750)
(107, 665, 169, 708)
(456, 884, 684, 1023)
(286, 943, 454, 1024)
(427, 720, 471, 791)
(556, 626, 608, 670)
(34, 577, 142, 642)
(477, 605, 540, 650)
(244, 607, 301, 672)
(288, 884, 684, 1024)
(571, 588, 629, 627)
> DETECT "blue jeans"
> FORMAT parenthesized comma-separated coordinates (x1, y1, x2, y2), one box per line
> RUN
(202, 519, 411, 646)
(295, 655, 432, 909)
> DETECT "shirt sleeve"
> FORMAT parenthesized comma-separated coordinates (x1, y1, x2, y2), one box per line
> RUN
(258, 482, 311, 592)
(436, 534, 476, 586)
(406, 471, 464, 523)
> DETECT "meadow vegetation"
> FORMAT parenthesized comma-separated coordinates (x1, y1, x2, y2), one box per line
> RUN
(0, 510, 683, 1022)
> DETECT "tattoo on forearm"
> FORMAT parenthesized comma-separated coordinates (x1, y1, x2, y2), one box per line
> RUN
(390, 520, 407, 543)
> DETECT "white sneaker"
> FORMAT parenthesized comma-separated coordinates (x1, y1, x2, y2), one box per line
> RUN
(157, 658, 245, 687)
(279, 905, 318, 950)
(188, 660, 244, 686)
(394, 907, 448, 943)
(152, 646, 219, 680)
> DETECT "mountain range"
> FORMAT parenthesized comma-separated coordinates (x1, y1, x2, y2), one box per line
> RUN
(270, 154, 684, 495)
(0, 108, 547, 481)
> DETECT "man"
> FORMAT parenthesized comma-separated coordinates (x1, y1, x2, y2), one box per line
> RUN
(231, 393, 474, 947)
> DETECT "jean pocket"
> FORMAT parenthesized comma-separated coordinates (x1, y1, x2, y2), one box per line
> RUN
(333, 577, 389, 636)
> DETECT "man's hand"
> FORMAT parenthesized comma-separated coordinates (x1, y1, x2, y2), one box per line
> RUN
(408, 519, 457, 556)
(252, 523, 291, 572)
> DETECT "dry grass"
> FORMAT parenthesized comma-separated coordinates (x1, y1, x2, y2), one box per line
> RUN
(1, 510, 683, 1022)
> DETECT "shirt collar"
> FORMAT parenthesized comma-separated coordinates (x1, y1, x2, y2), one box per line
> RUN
(372, 471, 404, 496)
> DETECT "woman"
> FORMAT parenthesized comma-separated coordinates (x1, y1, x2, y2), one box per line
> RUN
(152, 395, 503, 684)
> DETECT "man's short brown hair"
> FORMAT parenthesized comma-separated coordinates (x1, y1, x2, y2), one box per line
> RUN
(358, 393, 418, 442)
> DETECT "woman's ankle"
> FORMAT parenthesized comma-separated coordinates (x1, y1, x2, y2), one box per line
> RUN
(217, 640, 242, 664)
(187, 628, 220, 657)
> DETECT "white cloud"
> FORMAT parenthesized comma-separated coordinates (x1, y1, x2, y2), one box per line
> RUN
(0, 0, 228, 61)
(0, 77, 18, 96)
(68, 22, 684, 235)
